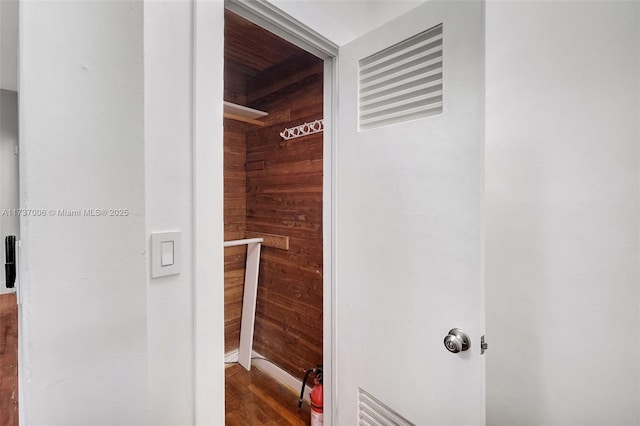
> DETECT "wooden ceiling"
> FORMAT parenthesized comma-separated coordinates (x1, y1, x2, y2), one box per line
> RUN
(224, 10, 307, 78)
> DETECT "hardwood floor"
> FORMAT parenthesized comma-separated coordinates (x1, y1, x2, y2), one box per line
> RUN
(0, 294, 18, 426)
(225, 363, 310, 425)
(1, 296, 313, 426)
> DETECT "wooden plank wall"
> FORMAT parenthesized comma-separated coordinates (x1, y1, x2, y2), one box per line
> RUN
(224, 59, 251, 353)
(0, 294, 18, 426)
(245, 52, 324, 380)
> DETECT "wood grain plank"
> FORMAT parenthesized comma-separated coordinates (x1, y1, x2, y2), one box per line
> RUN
(225, 10, 305, 78)
(245, 160, 266, 171)
(245, 231, 290, 250)
(224, 112, 266, 127)
(249, 383, 306, 426)
(246, 52, 324, 381)
(0, 294, 18, 426)
(247, 54, 323, 108)
(224, 111, 247, 353)
(226, 363, 310, 426)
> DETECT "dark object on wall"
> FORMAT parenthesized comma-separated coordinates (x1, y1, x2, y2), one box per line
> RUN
(5, 235, 16, 289)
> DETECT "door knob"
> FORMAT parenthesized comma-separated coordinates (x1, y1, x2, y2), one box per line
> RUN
(444, 328, 470, 353)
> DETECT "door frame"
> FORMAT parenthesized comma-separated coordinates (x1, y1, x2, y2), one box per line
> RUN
(192, 0, 339, 423)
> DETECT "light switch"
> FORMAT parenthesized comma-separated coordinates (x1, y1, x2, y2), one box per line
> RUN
(151, 231, 181, 278)
(161, 241, 174, 266)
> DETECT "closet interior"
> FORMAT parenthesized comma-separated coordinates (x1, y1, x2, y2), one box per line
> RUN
(223, 9, 324, 419)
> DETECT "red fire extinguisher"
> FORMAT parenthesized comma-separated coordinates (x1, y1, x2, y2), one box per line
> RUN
(299, 365, 323, 426)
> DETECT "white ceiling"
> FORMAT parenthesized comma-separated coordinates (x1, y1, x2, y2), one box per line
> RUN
(269, 0, 426, 46)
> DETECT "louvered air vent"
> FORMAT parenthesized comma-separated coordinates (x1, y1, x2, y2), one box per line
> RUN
(358, 387, 415, 426)
(359, 24, 443, 131)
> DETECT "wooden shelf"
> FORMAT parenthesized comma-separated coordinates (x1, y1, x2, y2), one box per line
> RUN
(223, 101, 268, 126)
(245, 231, 289, 251)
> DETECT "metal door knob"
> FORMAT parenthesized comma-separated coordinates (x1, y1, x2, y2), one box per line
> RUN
(444, 328, 470, 353)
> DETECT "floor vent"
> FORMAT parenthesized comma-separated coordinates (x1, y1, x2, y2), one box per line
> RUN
(358, 387, 415, 426)
(358, 23, 443, 131)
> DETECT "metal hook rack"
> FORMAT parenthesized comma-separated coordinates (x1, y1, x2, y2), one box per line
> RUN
(280, 119, 324, 140)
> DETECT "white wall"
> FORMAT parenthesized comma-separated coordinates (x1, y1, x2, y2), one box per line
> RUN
(485, 1, 640, 425)
(20, 2, 148, 424)
(144, 1, 195, 423)
(143, 1, 226, 425)
(0, 0, 19, 91)
(20, 0, 226, 424)
(0, 90, 19, 294)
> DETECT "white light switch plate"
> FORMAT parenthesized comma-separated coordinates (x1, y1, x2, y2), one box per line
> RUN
(151, 231, 181, 278)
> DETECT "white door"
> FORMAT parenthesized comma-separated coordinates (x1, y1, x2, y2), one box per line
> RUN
(336, 1, 485, 424)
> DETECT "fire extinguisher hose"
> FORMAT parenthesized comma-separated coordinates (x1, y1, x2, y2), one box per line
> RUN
(299, 368, 314, 408)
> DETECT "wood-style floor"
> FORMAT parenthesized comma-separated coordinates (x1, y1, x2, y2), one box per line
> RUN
(225, 363, 310, 426)
(0, 294, 18, 426)
(1, 295, 309, 426)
